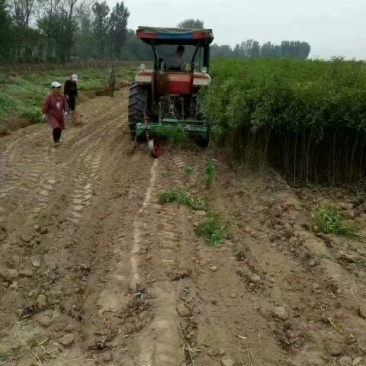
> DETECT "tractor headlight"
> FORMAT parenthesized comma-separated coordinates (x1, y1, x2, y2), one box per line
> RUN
(139, 63, 146, 71)
(201, 66, 208, 74)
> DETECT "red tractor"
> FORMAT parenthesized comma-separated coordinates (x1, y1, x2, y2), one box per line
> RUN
(129, 26, 214, 157)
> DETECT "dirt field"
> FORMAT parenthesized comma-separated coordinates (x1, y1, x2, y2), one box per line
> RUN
(1, 90, 366, 366)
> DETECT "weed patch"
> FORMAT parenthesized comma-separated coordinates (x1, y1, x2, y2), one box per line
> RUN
(204, 159, 217, 189)
(162, 171, 172, 178)
(195, 211, 228, 247)
(184, 166, 194, 177)
(158, 190, 205, 210)
(20, 109, 44, 124)
(2, 317, 59, 364)
(311, 205, 359, 238)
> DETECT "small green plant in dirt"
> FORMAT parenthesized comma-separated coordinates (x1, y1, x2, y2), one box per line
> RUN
(203, 159, 217, 189)
(162, 171, 171, 178)
(318, 253, 333, 261)
(158, 190, 205, 210)
(184, 166, 195, 177)
(311, 205, 359, 238)
(195, 211, 228, 247)
(154, 125, 188, 144)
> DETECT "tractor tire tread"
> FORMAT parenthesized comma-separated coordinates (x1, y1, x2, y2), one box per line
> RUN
(128, 84, 147, 138)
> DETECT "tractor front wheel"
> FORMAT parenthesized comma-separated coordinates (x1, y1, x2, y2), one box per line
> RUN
(128, 84, 147, 140)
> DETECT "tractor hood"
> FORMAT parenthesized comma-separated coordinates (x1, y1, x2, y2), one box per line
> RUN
(136, 26, 214, 46)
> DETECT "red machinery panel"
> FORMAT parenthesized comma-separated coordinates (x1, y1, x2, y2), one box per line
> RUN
(166, 73, 193, 95)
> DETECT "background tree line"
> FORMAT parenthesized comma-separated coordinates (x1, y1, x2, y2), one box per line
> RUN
(0, 6, 311, 64)
(0, 0, 130, 63)
(211, 40, 311, 60)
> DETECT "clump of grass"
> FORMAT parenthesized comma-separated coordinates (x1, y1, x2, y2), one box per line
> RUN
(2, 317, 59, 365)
(159, 190, 205, 210)
(195, 211, 228, 247)
(184, 166, 195, 177)
(162, 171, 171, 178)
(154, 125, 188, 144)
(311, 205, 359, 238)
(20, 108, 44, 124)
(0, 344, 11, 363)
(204, 159, 217, 189)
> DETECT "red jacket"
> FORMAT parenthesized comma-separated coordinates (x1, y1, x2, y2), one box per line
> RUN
(42, 94, 69, 129)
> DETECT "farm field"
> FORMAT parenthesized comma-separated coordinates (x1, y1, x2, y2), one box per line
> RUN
(0, 62, 137, 135)
(0, 60, 366, 366)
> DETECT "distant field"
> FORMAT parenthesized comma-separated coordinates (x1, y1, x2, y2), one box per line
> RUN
(0, 62, 137, 133)
(203, 58, 366, 184)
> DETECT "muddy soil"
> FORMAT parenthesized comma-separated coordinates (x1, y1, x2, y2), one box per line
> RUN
(0, 90, 366, 366)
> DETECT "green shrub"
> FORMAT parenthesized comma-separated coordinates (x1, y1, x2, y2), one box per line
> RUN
(203, 159, 217, 189)
(311, 205, 359, 238)
(20, 108, 44, 124)
(195, 211, 228, 247)
(202, 59, 366, 184)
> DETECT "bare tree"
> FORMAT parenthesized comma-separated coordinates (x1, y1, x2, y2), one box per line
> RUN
(9, 0, 36, 27)
(37, 0, 82, 61)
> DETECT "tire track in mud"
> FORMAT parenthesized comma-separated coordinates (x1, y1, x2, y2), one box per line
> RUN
(84, 147, 200, 365)
(0, 101, 123, 263)
(0, 101, 121, 221)
(0, 129, 47, 200)
(0, 101, 105, 205)
(130, 152, 196, 366)
(186, 167, 366, 365)
(0, 92, 131, 366)
(65, 115, 123, 225)
(31, 103, 118, 214)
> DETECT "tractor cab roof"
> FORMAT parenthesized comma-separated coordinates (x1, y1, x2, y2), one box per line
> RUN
(136, 26, 214, 46)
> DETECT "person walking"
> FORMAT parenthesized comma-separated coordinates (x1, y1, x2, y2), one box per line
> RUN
(64, 74, 78, 115)
(42, 81, 69, 145)
(108, 67, 116, 97)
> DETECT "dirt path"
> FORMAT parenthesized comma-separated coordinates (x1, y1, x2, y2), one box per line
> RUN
(1, 91, 366, 366)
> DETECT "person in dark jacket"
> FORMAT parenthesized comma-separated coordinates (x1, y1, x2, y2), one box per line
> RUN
(64, 74, 78, 114)
(108, 68, 116, 97)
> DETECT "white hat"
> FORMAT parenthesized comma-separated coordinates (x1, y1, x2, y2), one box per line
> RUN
(51, 81, 61, 88)
(71, 74, 78, 81)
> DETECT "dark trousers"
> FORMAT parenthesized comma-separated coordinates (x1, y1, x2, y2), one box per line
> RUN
(53, 128, 62, 143)
(67, 93, 76, 111)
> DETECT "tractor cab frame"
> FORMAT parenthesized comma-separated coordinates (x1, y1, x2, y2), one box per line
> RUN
(129, 26, 214, 157)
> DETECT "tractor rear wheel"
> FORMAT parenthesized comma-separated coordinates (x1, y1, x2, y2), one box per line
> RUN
(128, 84, 147, 140)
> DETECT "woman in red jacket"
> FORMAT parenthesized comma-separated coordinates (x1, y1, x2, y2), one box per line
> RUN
(42, 81, 69, 145)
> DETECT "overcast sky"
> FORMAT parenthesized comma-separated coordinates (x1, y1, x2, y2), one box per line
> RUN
(107, 0, 364, 60)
